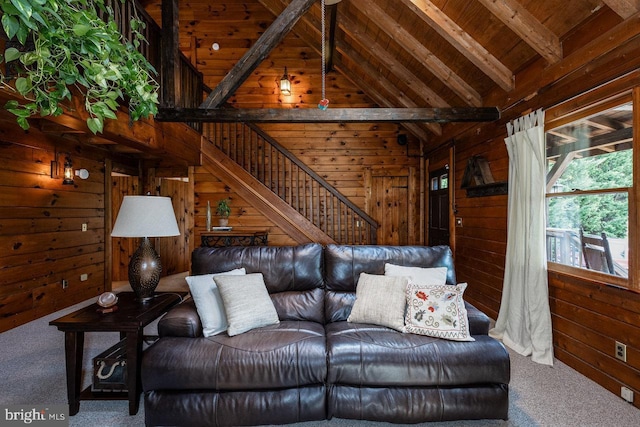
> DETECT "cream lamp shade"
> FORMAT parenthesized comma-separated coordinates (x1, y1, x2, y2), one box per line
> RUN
(111, 196, 180, 302)
(112, 196, 180, 238)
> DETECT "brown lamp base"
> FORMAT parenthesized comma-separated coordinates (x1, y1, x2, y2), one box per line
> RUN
(128, 237, 162, 302)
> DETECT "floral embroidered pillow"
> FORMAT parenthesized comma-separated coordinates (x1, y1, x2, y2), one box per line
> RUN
(403, 282, 474, 342)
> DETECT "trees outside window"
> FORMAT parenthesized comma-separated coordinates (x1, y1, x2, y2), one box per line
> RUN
(546, 101, 633, 280)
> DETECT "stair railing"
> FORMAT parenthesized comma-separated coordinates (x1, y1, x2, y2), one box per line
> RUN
(203, 122, 378, 244)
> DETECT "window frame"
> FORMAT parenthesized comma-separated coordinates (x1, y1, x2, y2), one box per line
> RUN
(545, 89, 637, 291)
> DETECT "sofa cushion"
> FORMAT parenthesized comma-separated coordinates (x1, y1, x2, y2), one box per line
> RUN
(324, 245, 456, 292)
(404, 282, 474, 342)
(347, 273, 407, 332)
(186, 268, 246, 337)
(215, 273, 280, 336)
(324, 245, 456, 322)
(325, 321, 510, 387)
(191, 244, 325, 324)
(142, 321, 327, 391)
(145, 387, 327, 427)
(271, 287, 325, 323)
(192, 243, 324, 293)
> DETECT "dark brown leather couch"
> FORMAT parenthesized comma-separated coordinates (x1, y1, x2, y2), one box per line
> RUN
(142, 244, 510, 426)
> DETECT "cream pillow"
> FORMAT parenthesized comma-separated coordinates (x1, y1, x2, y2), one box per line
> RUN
(385, 263, 448, 285)
(215, 273, 280, 336)
(404, 281, 474, 342)
(347, 272, 408, 332)
(186, 268, 246, 337)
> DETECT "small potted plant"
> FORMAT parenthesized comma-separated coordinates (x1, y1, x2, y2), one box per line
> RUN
(216, 198, 231, 226)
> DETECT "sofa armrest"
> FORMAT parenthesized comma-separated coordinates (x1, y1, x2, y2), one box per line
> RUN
(158, 299, 203, 338)
(465, 301, 491, 335)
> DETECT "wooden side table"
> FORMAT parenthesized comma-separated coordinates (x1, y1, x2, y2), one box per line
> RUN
(50, 291, 187, 415)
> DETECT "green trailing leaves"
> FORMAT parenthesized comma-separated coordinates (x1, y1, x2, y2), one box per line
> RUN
(0, 0, 159, 134)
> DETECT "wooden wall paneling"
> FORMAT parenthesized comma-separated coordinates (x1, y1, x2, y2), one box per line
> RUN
(157, 177, 191, 276)
(549, 272, 640, 403)
(111, 175, 140, 282)
(447, 128, 509, 319)
(0, 139, 106, 332)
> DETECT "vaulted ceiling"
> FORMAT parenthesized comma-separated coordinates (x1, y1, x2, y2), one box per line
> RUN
(143, 0, 638, 143)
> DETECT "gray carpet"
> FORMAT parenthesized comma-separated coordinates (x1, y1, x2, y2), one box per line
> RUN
(1, 297, 638, 427)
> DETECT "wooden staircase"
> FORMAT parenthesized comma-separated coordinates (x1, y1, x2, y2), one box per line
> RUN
(201, 122, 378, 245)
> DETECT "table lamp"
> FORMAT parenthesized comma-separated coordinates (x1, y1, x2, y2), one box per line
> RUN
(111, 195, 180, 302)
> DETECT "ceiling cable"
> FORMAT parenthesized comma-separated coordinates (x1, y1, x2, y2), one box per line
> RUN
(318, 0, 329, 110)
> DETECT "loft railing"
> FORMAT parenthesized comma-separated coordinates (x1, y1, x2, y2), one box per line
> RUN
(203, 122, 378, 244)
(99, 0, 161, 73)
(100, 0, 203, 132)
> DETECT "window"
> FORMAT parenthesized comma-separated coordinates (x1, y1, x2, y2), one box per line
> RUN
(431, 171, 448, 191)
(440, 173, 448, 190)
(546, 99, 633, 284)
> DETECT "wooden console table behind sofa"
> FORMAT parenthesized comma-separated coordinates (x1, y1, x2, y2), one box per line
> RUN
(200, 228, 268, 247)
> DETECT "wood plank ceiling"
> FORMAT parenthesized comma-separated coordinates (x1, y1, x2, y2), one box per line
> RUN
(143, 0, 635, 143)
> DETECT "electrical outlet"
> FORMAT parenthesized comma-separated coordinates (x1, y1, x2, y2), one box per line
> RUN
(615, 341, 627, 362)
(80, 273, 88, 282)
(621, 386, 634, 403)
(61, 279, 69, 289)
(81, 223, 87, 232)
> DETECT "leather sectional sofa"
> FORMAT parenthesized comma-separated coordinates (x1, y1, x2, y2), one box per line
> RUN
(142, 244, 510, 426)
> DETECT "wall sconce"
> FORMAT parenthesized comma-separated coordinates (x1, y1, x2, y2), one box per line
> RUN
(63, 156, 74, 185)
(51, 153, 88, 184)
(280, 67, 291, 96)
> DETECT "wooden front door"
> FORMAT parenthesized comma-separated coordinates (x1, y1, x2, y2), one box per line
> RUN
(428, 167, 450, 246)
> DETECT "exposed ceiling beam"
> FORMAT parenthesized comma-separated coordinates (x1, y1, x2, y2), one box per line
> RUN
(546, 127, 633, 158)
(400, 0, 514, 92)
(326, 3, 338, 72)
(258, 0, 439, 139)
(350, 0, 482, 107)
(603, 0, 640, 18)
(338, 13, 450, 108)
(155, 107, 500, 123)
(200, 0, 316, 109)
(477, 0, 562, 64)
(335, 39, 441, 136)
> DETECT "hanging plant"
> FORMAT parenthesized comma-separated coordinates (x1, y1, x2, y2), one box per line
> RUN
(0, 0, 159, 134)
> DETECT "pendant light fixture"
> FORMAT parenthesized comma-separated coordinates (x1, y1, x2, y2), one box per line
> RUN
(280, 67, 291, 96)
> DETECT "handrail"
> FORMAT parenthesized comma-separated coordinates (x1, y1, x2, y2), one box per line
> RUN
(203, 122, 378, 244)
(246, 123, 375, 226)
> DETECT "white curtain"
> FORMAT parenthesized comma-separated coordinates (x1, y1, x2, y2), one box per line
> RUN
(489, 108, 554, 366)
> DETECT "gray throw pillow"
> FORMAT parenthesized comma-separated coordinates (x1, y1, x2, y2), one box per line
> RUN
(347, 272, 408, 332)
(215, 273, 280, 336)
